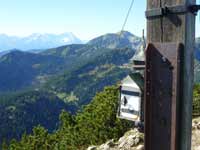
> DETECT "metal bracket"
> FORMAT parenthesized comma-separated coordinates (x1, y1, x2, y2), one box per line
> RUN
(144, 43, 183, 150)
(189, 4, 200, 14)
(146, 4, 200, 18)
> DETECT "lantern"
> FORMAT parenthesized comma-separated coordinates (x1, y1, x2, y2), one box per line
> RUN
(117, 30, 145, 129)
(117, 72, 144, 123)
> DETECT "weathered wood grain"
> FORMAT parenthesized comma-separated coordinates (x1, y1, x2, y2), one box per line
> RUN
(145, 0, 196, 150)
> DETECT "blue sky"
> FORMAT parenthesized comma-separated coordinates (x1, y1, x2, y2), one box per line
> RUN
(0, 0, 199, 40)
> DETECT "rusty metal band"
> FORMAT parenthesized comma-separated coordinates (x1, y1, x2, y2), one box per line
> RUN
(144, 43, 183, 150)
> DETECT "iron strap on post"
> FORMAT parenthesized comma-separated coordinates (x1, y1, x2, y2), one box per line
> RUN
(145, 4, 200, 18)
(144, 43, 182, 150)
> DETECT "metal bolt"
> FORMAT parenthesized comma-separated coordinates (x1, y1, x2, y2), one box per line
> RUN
(162, 56, 167, 62)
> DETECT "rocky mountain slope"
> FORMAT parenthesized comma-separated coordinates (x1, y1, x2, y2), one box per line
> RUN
(88, 31, 141, 49)
(88, 117, 200, 150)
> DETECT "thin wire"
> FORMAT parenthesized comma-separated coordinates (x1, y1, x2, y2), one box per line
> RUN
(119, 0, 135, 38)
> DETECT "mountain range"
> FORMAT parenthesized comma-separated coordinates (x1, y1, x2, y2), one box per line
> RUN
(0, 31, 139, 143)
(0, 31, 200, 145)
(1, 32, 200, 98)
(0, 32, 82, 51)
(0, 31, 141, 93)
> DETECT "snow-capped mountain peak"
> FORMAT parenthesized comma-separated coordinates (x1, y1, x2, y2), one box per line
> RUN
(0, 32, 82, 51)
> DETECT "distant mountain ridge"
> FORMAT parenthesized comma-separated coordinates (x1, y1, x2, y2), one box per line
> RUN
(0, 32, 82, 51)
(0, 31, 200, 93)
(0, 31, 200, 145)
(0, 31, 138, 93)
(88, 31, 141, 49)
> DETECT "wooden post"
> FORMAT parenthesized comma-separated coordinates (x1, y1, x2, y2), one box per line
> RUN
(145, 0, 196, 150)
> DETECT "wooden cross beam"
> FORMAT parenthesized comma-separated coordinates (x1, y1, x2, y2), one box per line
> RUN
(144, 0, 196, 150)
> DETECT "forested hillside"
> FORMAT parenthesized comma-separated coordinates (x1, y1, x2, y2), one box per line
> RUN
(0, 90, 77, 144)
(0, 50, 66, 92)
(3, 84, 200, 150)
(0, 48, 133, 144)
(44, 47, 133, 105)
(2, 86, 132, 150)
(0, 31, 137, 145)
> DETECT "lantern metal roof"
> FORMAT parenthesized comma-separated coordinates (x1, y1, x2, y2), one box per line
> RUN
(121, 72, 144, 91)
(130, 30, 146, 70)
(131, 43, 145, 62)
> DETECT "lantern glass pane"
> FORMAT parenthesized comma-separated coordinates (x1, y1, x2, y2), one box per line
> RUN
(119, 89, 141, 121)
